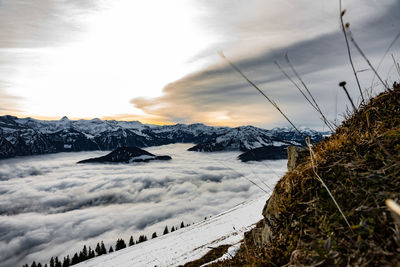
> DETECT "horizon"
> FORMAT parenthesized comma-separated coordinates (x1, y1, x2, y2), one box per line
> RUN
(1, 113, 331, 131)
(1, 1, 399, 128)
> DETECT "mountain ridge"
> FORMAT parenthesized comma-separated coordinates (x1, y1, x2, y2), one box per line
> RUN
(0, 115, 327, 159)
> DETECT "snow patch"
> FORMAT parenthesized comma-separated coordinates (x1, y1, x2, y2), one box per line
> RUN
(201, 243, 241, 266)
(129, 155, 155, 162)
(75, 195, 270, 267)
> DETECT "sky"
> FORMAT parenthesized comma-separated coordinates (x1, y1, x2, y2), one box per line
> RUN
(0, 0, 399, 128)
(0, 144, 286, 267)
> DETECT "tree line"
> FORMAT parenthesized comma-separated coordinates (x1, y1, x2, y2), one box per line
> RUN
(23, 221, 189, 267)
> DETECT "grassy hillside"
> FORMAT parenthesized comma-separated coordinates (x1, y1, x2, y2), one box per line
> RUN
(212, 83, 400, 266)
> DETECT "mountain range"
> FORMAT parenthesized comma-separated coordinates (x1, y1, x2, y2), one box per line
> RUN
(0, 115, 327, 160)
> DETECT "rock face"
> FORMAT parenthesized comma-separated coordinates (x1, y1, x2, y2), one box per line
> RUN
(0, 136, 15, 159)
(287, 146, 309, 171)
(77, 147, 171, 164)
(238, 146, 288, 162)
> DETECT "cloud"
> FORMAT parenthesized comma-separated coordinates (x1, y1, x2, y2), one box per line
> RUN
(0, 0, 101, 49)
(131, 2, 400, 129)
(0, 85, 23, 116)
(0, 144, 286, 267)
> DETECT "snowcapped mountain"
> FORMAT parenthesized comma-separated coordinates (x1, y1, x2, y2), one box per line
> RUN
(188, 125, 323, 152)
(0, 115, 326, 159)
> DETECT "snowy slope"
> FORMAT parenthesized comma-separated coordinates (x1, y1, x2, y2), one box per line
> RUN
(75, 195, 270, 267)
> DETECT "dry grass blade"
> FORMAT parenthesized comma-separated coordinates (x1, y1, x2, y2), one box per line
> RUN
(284, 55, 336, 132)
(347, 30, 390, 91)
(219, 51, 305, 138)
(217, 160, 270, 194)
(339, 0, 365, 103)
(371, 30, 400, 88)
(306, 137, 353, 231)
(392, 54, 400, 78)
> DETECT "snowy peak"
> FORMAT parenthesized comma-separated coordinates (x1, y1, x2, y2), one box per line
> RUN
(188, 126, 323, 152)
(0, 115, 325, 159)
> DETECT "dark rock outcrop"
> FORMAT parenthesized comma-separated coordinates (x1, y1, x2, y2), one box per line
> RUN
(77, 147, 171, 164)
(238, 146, 288, 162)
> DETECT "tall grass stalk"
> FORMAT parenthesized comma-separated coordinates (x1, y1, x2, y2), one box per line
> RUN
(347, 30, 390, 91)
(306, 137, 353, 231)
(392, 54, 400, 78)
(370, 31, 400, 88)
(283, 55, 336, 132)
(219, 51, 305, 138)
(339, 0, 365, 103)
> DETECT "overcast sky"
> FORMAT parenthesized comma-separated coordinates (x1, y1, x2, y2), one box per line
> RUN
(0, 0, 399, 128)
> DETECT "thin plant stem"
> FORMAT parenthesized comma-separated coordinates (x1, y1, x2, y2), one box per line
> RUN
(348, 31, 390, 91)
(219, 51, 305, 138)
(275, 61, 318, 112)
(284, 55, 336, 132)
(371, 30, 400, 88)
(339, 82, 357, 113)
(339, 0, 365, 103)
(392, 54, 400, 78)
(306, 138, 353, 231)
(275, 60, 336, 131)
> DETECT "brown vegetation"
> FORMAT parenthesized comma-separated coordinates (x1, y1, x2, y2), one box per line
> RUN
(207, 84, 400, 266)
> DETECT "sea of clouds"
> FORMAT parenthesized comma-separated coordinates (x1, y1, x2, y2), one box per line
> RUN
(0, 143, 286, 267)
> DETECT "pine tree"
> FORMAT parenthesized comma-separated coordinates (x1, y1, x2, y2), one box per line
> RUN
(109, 246, 114, 253)
(115, 238, 126, 251)
(50, 257, 55, 267)
(180, 221, 185, 228)
(171, 226, 175, 232)
(101, 241, 107, 255)
(44, 264, 48, 267)
(95, 242, 101, 256)
(38, 263, 42, 267)
(62, 256, 70, 267)
(138, 235, 148, 243)
(163, 225, 169, 235)
(78, 252, 84, 262)
(71, 253, 79, 265)
(129, 236, 134, 246)
(88, 247, 95, 258)
(31, 261, 37, 267)
(152, 232, 157, 239)
(55, 257, 61, 267)
(82, 245, 88, 260)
